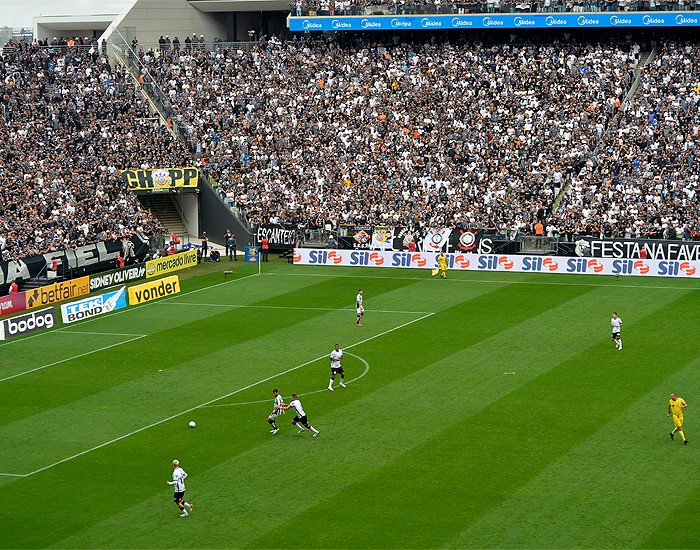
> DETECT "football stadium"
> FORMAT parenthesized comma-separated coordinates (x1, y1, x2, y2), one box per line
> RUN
(2, 0, 700, 547)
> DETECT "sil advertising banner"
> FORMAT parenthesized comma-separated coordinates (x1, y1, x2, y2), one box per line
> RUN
(292, 249, 700, 278)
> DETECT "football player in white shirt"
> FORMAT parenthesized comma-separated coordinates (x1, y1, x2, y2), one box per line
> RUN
(328, 343, 346, 391)
(356, 288, 364, 326)
(611, 312, 623, 350)
(281, 394, 320, 436)
(267, 388, 285, 434)
(166, 460, 194, 517)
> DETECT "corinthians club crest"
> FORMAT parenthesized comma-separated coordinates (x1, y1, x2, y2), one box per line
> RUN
(151, 168, 172, 188)
(458, 229, 478, 251)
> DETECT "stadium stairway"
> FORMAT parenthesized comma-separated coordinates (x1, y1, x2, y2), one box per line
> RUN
(552, 44, 657, 214)
(138, 194, 187, 240)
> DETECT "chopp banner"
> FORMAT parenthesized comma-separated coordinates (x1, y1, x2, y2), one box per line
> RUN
(25, 277, 91, 309)
(145, 250, 198, 278)
(289, 13, 700, 31)
(293, 249, 700, 278)
(121, 167, 199, 191)
(128, 275, 180, 305)
(0, 307, 57, 340)
(61, 287, 127, 324)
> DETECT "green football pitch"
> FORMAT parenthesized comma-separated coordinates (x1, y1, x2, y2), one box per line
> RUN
(2, 260, 700, 549)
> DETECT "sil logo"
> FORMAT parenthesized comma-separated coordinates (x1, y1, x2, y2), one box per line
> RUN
(633, 260, 649, 274)
(411, 254, 427, 267)
(543, 257, 559, 271)
(453, 255, 470, 269)
(498, 256, 514, 270)
(369, 252, 384, 266)
(327, 251, 343, 264)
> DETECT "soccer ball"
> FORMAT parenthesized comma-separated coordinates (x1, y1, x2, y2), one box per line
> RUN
(188, 421, 196, 428)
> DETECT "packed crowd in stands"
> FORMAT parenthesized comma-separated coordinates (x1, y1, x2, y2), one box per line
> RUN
(289, 0, 700, 15)
(0, 41, 191, 261)
(1, 34, 699, 266)
(557, 42, 700, 239)
(141, 35, 669, 238)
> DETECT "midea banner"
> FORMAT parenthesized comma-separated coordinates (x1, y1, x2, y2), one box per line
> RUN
(293, 249, 700, 278)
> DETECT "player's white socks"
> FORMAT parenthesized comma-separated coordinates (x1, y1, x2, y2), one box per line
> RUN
(185, 502, 192, 510)
(328, 379, 334, 389)
(618, 340, 622, 350)
(310, 426, 319, 434)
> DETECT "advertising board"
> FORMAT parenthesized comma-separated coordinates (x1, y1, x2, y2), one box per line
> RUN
(293, 249, 700, 278)
(61, 287, 127, 324)
(128, 276, 181, 305)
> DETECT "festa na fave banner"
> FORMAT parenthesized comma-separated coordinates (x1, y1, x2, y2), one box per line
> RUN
(293, 249, 700, 278)
(290, 12, 700, 31)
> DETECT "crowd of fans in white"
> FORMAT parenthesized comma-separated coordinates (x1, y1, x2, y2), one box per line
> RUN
(0, 43, 190, 261)
(0, 34, 699, 262)
(145, 35, 699, 239)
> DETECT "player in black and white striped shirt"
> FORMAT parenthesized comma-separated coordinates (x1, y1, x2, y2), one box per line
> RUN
(281, 394, 320, 437)
(356, 289, 364, 326)
(167, 460, 194, 517)
(267, 388, 285, 434)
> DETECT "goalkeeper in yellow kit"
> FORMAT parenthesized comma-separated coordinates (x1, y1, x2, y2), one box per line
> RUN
(437, 252, 448, 279)
(668, 392, 688, 445)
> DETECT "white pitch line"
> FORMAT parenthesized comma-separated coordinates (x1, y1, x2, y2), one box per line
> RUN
(0, 472, 26, 477)
(201, 352, 371, 409)
(58, 331, 144, 337)
(0, 335, 147, 383)
(162, 302, 431, 315)
(16, 312, 433, 477)
(0, 272, 261, 349)
(270, 270, 700, 291)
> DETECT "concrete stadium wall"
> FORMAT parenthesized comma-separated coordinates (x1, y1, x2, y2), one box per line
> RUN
(102, 0, 227, 50)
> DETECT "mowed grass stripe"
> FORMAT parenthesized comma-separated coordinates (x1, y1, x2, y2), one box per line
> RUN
(21, 281, 515, 548)
(0, 276, 424, 475)
(444, 290, 700, 549)
(240, 284, 687, 548)
(0, 332, 144, 381)
(4, 265, 697, 549)
(0, 275, 432, 546)
(47, 283, 595, 549)
(454, 354, 700, 550)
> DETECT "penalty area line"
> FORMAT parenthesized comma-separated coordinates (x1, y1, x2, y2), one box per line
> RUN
(15, 312, 433, 477)
(161, 302, 432, 315)
(0, 335, 147, 383)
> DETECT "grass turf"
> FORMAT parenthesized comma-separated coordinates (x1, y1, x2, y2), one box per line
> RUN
(1, 260, 699, 548)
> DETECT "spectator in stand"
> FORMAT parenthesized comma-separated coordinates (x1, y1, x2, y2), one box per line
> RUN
(261, 236, 269, 262)
(200, 232, 209, 259)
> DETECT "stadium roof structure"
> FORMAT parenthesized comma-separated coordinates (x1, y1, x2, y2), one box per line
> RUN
(33, 14, 117, 40)
(100, 0, 290, 46)
(188, 0, 289, 11)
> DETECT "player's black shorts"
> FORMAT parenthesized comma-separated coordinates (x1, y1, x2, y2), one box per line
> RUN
(294, 414, 309, 427)
(331, 366, 344, 376)
(173, 491, 185, 503)
(611, 332, 621, 339)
